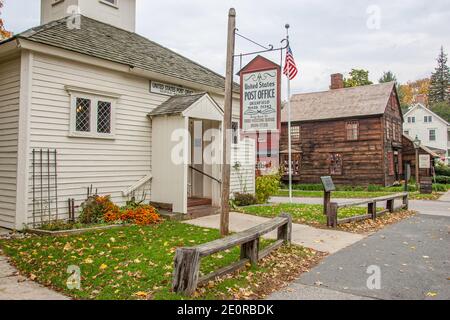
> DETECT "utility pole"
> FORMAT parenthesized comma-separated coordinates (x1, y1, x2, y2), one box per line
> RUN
(220, 8, 236, 236)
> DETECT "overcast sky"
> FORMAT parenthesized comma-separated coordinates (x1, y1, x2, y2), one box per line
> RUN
(2, 0, 450, 95)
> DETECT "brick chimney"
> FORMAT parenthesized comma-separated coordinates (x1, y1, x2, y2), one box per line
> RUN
(330, 73, 344, 90)
(413, 94, 428, 106)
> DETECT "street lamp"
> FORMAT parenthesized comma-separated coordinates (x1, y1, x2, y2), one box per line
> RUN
(413, 135, 421, 187)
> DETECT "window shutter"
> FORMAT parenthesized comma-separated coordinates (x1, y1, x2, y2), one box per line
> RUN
(398, 152, 403, 175)
(388, 152, 394, 176)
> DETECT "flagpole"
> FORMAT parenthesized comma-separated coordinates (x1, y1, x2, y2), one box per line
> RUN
(285, 24, 293, 204)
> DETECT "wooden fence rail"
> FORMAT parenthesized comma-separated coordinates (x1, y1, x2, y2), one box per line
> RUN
(326, 192, 409, 228)
(172, 214, 292, 296)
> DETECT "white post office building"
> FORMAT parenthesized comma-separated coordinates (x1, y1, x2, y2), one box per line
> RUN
(0, 0, 255, 230)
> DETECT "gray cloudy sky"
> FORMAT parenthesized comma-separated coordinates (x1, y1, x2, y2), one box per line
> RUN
(2, 0, 450, 94)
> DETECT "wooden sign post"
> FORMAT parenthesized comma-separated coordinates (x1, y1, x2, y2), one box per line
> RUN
(321, 176, 336, 216)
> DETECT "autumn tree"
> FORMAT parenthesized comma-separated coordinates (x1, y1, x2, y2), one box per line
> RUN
(428, 46, 450, 105)
(398, 78, 430, 111)
(379, 71, 397, 84)
(344, 69, 373, 88)
(0, 0, 12, 40)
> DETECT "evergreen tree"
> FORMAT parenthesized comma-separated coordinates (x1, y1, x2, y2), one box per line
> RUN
(428, 46, 450, 105)
(379, 71, 397, 84)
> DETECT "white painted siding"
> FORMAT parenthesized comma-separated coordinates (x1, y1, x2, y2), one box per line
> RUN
(0, 58, 20, 229)
(27, 53, 167, 225)
(231, 138, 256, 195)
(404, 104, 450, 164)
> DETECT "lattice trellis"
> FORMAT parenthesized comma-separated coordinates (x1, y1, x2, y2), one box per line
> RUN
(97, 101, 112, 134)
(76, 98, 91, 132)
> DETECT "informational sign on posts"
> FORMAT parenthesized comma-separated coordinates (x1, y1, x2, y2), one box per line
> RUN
(242, 69, 279, 131)
(419, 154, 431, 169)
(321, 176, 336, 192)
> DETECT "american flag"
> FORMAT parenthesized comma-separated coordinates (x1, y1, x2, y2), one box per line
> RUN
(283, 46, 298, 80)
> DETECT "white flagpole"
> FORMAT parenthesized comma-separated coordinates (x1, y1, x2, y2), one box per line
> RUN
(286, 25, 293, 204)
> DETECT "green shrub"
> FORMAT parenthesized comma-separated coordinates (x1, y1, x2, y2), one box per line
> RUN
(233, 193, 258, 207)
(433, 184, 450, 192)
(367, 185, 383, 192)
(435, 176, 450, 184)
(256, 174, 281, 204)
(435, 164, 450, 177)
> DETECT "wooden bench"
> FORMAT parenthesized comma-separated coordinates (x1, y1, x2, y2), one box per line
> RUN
(326, 192, 409, 228)
(172, 214, 292, 296)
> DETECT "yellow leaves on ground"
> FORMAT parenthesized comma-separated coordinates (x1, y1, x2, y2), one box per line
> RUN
(84, 258, 93, 264)
(99, 264, 108, 270)
(63, 243, 72, 251)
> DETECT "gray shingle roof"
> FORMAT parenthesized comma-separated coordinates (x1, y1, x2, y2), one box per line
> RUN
(281, 82, 396, 122)
(14, 15, 238, 92)
(148, 93, 206, 116)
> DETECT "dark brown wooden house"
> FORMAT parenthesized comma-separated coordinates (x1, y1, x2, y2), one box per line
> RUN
(280, 74, 404, 186)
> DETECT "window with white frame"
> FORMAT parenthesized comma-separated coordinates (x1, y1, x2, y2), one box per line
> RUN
(68, 88, 118, 138)
(429, 129, 436, 141)
(424, 116, 432, 123)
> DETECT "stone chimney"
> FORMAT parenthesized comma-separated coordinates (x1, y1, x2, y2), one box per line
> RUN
(330, 73, 344, 90)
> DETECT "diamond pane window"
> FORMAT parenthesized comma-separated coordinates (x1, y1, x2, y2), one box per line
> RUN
(75, 98, 91, 132)
(97, 101, 112, 134)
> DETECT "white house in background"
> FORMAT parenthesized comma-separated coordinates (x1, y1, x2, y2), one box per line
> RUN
(0, 0, 256, 230)
(403, 103, 450, 164)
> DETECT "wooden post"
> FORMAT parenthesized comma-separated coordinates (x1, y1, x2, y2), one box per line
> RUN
(220, 8, 236, 237)
(415, 149, 420, 188)
(403, 194, 409, 210)
(368, 202, 377, 220)
(277, 213, 292, 244)
(323, 191, 331, 216)
(327, 202, 338, 228)
(386, 199, 394, 213)
(240, 238, 259, 266)
(172, 248, 201, 296)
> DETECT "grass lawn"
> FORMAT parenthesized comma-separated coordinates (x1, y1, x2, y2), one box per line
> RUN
(0, 221, 319, 300)
(238, 203, 371, 226)
(275, 189, 442, 201)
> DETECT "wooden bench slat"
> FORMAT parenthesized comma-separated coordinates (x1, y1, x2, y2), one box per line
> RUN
(195, 216, 288, 257)
(337, 192, 408, 209)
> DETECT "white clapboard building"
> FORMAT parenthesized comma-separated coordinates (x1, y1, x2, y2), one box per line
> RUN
(403, 103, 450, 164)
(0, 0, 255, 230)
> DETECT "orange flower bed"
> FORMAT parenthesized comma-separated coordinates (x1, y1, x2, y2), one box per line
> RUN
(104, 205, 161, 226)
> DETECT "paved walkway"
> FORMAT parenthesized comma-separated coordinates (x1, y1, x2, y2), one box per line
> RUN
(269, 214, 450, 300)
(270, 195, 450, 218)
(185, 212, 365, 254)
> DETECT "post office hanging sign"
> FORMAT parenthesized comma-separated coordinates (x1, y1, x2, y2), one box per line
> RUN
(241, 69, 279, 132)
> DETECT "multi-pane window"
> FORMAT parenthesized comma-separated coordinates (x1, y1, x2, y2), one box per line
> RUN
(346, 121, 359, 141)
(429, 129, 436, 141)
(290, 125, 300, 142)
(424, 116, 432, 123)
(97, 101, 112, 134)
(407, 117, 416, 123)
(75, 98, 91, 132)
(70, 92, 116, 138)
(386, 119, 391, 140)
(330, 154, 343, 176)
(404, 130, 409, 136)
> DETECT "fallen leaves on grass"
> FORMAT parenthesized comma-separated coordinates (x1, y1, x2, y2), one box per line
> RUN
(195, 246, 327, 300)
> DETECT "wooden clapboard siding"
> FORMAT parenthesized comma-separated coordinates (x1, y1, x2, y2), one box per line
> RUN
(230, 139, 256, 194)
(0, 58, 20, 229)
(281, 88, 404, 186)
(26, 53, 166, 224)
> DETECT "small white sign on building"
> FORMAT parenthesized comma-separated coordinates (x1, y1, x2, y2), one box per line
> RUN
(150, 81, 194, 96)
(242, 70, 278, 131)
(419, 154, 431, 169)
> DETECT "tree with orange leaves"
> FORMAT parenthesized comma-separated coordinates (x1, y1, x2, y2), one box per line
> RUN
(0, 0, 12, 41)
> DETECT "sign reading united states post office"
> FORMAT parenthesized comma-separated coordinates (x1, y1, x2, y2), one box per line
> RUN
(242, 70, 278, 132)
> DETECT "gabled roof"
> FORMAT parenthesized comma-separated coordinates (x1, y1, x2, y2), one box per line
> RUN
(404, 103, 450, 126)
(402, 134, 440, 158)
(6, 15, 239, 92)
(148, 93, 207, 116)
(281, 82, 397, 122)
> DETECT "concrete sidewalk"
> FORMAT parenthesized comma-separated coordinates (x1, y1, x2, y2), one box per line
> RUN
(185, 212, 365, 254)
